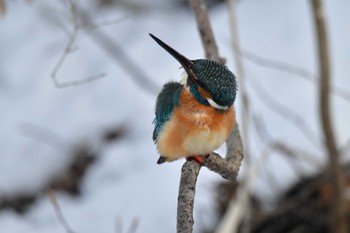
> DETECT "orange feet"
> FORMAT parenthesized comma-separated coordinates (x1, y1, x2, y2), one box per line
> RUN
(187, 155, 204, 164)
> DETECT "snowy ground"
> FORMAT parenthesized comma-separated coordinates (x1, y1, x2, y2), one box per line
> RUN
(0, 0, 349, 232)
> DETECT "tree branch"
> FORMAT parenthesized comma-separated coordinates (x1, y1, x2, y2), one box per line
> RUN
(177, 160, 201, 233)
(310, 0, 347, 232)
(204, 124, 243, 181)
(188, 0, 225, 64)
(176, 1, 244, 232)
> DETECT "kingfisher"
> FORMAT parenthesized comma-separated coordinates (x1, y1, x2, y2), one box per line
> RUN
(150, 34, 237, 164)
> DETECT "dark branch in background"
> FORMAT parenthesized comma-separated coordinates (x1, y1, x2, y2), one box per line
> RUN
(0, 123, 125, 214)
(310, 1, 348, 233)
(176, 0, 244, 232)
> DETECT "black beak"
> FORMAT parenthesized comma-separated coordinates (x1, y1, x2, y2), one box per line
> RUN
(149, 33, 196, 81)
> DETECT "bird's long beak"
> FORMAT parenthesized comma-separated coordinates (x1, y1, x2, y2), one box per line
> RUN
(149, 33, 196, 80)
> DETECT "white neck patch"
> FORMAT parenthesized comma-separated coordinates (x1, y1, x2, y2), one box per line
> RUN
(207, 98, 229, 110)
(180, 69, 188, 86)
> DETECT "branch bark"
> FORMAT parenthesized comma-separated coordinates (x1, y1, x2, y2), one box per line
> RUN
(176, 1, 244, 232)
(310, 1, 347, 232)
(188, 0, 225, 64)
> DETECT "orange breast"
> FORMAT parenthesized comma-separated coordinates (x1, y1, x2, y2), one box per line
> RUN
(156, 88, 235, 162)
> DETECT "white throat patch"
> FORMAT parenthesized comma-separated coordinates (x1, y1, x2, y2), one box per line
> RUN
(180, 69, 188, 87)
(207, 98, 229, 110)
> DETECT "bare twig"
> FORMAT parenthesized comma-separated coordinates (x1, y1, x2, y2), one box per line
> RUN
(48, 188, 76, 233)
(247, 72, 320, 147)
(176, 1, 244, 232)
(81, 16, 129, 31)
(76, 7, 159, 95)
(188, 0, 225, 64)
(51, 0, 106, 88)
(240, 47, 350, 103)
(271, 141, 323, 170)
(45, 0, 158, 93)
(252, 115, 322, 169)
(227, 0, 250, 166)
(310, 1, 347, 232)
(226, 3, 261, 230)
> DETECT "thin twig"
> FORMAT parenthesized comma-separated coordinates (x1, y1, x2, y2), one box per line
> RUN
(51, 0, 106, 88)
(76, 6, 159, 95)
(226, 2, 255, 231)
(82, 15, 129, 31)
(48, 188, 76, 233)
(227, 0, 250, 165)
(271, 141, 323, 170)
(252, 115, 322, 169)
(310, 1, 347, 232)
(247, 71, 320, 147)
(188, 0, 225, 64)
(240, 47, 350, 103)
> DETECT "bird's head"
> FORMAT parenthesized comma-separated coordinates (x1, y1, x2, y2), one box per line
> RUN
(150, 34, 237, 111)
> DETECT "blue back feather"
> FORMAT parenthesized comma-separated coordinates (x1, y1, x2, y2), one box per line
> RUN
(152, 82, 182, 142)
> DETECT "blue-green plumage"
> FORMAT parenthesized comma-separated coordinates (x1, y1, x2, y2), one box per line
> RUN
(192, 59, 237, 107)
(149, 33, 238, 164)
(152, 82, 182, 142)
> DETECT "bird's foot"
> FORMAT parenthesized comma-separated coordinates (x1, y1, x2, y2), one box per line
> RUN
(187, 155, 204, 164)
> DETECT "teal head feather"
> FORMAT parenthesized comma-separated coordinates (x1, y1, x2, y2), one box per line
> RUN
(150, 33, 237, 110)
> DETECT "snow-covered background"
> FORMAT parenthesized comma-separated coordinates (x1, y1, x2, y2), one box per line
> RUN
(0, 0, 349, 232)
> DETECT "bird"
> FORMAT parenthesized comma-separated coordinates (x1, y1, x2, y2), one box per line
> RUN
(150, 34, 237, 164)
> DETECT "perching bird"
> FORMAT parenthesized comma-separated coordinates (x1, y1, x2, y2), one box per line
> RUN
(150, 34, 237, 164)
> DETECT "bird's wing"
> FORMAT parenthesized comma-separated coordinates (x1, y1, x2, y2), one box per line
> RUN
(153, 82, 182, 142)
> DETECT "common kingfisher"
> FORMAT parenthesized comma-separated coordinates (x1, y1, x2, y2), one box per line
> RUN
(150, 34, 237, 164)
